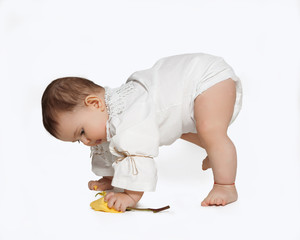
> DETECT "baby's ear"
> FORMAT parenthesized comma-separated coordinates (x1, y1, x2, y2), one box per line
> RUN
(84, 95, 100, 108)
(84, 95, 105, 111)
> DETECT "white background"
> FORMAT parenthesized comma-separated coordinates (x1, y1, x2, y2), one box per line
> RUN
(0, 0, 300, 239)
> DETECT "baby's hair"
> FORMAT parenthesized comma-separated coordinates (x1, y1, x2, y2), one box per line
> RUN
(41, 77, 104, 138)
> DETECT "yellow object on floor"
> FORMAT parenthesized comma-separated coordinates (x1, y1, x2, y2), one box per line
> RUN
(90, 191, 122, 213)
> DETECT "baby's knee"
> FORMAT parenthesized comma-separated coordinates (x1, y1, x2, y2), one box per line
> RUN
(196, 120, 225, 136)
(196, 121, 227, 145)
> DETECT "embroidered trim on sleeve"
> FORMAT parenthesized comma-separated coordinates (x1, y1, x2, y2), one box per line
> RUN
(90, 144, 111, 159)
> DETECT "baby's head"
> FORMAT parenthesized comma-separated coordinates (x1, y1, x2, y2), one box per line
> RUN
(42, 77, 108, 146)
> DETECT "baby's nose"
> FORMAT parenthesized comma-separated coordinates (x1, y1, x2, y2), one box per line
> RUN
(80, 136, 91, 146)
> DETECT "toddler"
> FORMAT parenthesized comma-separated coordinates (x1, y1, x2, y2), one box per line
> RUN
(42, 53, 242, 212)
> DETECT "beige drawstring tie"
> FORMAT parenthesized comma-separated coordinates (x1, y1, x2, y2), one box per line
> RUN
(113, 147, 153, 175)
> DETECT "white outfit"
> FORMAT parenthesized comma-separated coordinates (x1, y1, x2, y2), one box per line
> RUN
(91, 53, 243, 192)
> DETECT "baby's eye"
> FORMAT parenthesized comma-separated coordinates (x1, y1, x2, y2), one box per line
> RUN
(80, 129, 85, 135)
(76, 129, 85, 143)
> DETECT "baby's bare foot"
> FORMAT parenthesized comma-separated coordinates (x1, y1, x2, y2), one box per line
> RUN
(201, 184, 238, 206)
(202, 156, 211, 171)
(88, 177, 113, 191)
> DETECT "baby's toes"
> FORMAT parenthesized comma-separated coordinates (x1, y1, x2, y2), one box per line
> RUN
(201, 195, 224, 206)
(215, 198, 223, 206)
(201, 197, 211, 206)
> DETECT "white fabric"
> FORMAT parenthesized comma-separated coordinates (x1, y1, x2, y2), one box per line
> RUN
(91, 53, 243, 192)
(90, 141, 116, 176)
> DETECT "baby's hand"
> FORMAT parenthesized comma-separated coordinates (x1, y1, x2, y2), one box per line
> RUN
(88, 177, 113, 191)
(104, 190, 143, 212)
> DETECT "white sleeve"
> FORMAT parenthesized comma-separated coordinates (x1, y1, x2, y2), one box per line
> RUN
(90, 141, 117, 176)
(108, 101, 159, 192)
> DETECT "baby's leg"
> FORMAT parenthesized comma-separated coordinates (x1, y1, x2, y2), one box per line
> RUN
(88, 176, 113, 191)
(194, 79, 238, 206)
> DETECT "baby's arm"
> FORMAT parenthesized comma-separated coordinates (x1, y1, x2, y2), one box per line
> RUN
(88, 176, 113, 191)
(104, 190, 144, 212)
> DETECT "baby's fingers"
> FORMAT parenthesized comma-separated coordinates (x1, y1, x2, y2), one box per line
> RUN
(88, 181, 96, 190)
(111, 199, 126, 212)
(114, 200, 122, 212)
(120, 203, 127, 212)
(105, 192, 117, 208)
(88, 180, 103, 191)
(104, 192, 115, 201)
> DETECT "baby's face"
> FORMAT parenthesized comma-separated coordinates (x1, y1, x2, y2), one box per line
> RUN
(56, 96, 108, 146)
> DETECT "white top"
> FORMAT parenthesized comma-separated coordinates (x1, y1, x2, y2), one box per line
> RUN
(90, 53, 243, 192)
